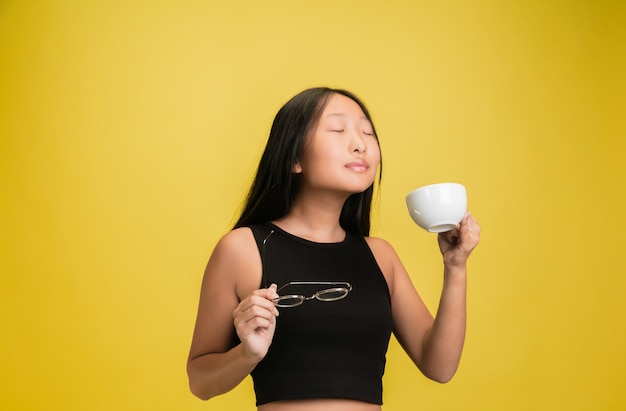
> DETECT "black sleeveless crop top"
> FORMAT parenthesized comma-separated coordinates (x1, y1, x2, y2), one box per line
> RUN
(248, 223, 393, 406)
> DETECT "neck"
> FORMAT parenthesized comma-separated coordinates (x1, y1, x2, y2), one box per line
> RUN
(273, 191, 348, 243)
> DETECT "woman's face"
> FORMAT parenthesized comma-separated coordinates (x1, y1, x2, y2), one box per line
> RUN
(294, 93, 381, 197)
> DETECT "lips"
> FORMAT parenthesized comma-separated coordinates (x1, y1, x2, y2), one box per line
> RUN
(345, 160, 370, 172)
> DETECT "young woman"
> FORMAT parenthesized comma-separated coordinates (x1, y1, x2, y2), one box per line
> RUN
(187, 87, 481, 411)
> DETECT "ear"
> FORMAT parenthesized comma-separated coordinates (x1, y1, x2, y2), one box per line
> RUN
(293, 161, 303, 174)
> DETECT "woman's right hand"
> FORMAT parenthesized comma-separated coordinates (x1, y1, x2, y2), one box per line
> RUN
(232, 284, 280, 362)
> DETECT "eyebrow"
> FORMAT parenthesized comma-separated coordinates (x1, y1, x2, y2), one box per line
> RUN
(325, 113, 370, 121)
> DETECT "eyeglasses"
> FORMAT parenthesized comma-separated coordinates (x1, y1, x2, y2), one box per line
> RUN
(273, 281, 353, 308)
(261, 229, 352, 308)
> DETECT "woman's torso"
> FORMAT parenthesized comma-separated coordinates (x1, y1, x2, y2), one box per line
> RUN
(245, 223, 393, 408)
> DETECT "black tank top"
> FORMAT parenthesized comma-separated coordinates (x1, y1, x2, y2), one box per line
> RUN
(248, 223, 393, 406)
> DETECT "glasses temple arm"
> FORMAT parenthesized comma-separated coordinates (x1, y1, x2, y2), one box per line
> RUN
(260, 229, 275, 289)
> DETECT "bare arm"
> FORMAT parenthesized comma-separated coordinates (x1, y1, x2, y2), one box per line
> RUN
(187, 228, 279, 400)
(418, 263, 467, 382)
(368, 212, 480, 383)
(421, 212, 480, 380)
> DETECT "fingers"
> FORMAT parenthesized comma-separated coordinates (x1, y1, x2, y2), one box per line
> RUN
(230, 285, 281, 361)
(439, 228, 458, 247)
(437, 211, 481, 269)
(464, 211, 480, 234)
(444, 212, 472, 240)
(458, 211, 480, 248)
(440, 212, 480, 249)
(459, 211, 473, 227)
(233, 285, 280, 329)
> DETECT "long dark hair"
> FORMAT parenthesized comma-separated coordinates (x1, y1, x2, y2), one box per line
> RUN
(233, 87, 382, 236)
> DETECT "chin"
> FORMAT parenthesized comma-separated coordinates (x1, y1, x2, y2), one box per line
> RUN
(347, 184, 374, 195)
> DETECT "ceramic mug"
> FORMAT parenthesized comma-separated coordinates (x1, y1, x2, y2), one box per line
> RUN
(406, 183, 467, 233)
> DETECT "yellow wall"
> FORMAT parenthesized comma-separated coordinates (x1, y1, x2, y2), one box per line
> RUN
(2, 1, 624, 410)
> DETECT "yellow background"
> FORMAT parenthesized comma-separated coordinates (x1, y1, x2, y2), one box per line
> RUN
(2, 1, 625, 410)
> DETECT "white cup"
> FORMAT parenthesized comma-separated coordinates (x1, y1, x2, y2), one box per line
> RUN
(406, 183, 467, 233)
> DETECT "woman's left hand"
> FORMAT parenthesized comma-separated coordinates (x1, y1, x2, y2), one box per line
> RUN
(437, 212, 481, 269)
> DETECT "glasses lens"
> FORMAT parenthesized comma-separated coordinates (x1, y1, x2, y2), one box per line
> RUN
(274, 295, 304, 307)
(315, 288, 349, 302)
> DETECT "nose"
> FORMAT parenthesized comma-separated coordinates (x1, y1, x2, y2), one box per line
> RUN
(351, 132, 367, 154)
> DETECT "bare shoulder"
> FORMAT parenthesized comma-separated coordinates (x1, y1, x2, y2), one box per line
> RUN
(213, 227, 257, 257)
(208, 227, 263, 299)
(209, 228, 258, 273)
(365, 236, 395, 252)
(209, 227, 259, 279)
(365, 236, 400, 264)
(364, 236, 403, 288)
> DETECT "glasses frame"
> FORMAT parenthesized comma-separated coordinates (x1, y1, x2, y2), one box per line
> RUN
(261, 229, 275, 288)
(273, 281, 353, 307)
(261, 228, 352, 308)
